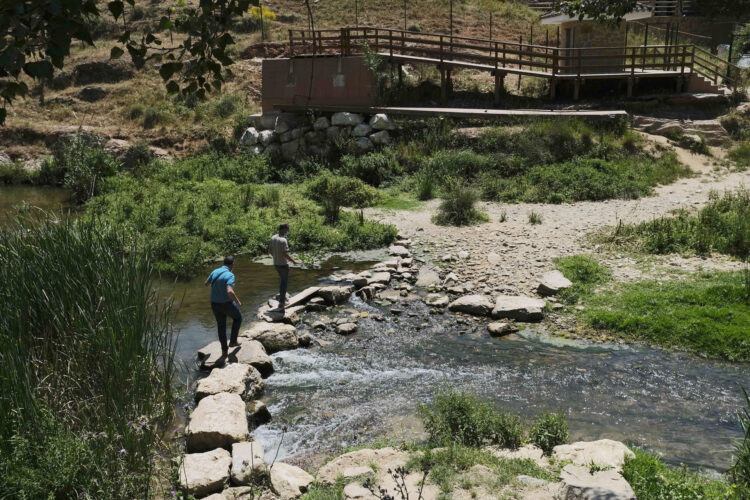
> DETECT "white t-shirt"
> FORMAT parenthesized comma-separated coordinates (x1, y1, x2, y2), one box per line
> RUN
(269, 234, 290, 266)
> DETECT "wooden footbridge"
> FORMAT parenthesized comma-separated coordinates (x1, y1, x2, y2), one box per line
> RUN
(286, 27, 737, 101)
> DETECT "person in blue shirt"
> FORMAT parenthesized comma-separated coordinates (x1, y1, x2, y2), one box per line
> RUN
(204, 256, 243, 356)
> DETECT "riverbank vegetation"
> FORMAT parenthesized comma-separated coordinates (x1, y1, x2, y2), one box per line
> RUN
(0, 218, 176, 498)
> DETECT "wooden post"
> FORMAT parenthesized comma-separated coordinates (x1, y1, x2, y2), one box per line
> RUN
(627, 77, 634, 97)
(440, 65, 447, 102)
(574, 79, 580, 100)
(490, 12, 493, 40)
(289, 30, 295, 56)
(355, 0, 358, 27)
(518, 35, 523, 90)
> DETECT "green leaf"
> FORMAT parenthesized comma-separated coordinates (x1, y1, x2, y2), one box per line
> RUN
(23, 60, 54, 80)
(108, 1, 124, 19)
(159, 62, 183, 81)
(110, 46, 124, 60)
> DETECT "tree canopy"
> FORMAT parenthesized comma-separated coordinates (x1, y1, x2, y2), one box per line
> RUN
(555, 0, 750, 23)
(0, 0, 258, 124)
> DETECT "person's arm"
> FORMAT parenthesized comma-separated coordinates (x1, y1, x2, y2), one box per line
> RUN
(284, 251, 298, 265)
(204, 273, 212, 287)
(227, 285, 241, 306)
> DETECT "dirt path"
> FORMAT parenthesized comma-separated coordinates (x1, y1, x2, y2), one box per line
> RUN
(367, 135, 750, 297)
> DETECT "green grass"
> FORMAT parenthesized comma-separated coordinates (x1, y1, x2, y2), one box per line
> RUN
(729, 141, 750, 170)
(622, 449, 734, 499)
(432, 183, 489, 227)
(301, 478, 348, 500)
(608, 189, 750, 261)
(374, 193, 423, 211)
(583, 270, 750, 361)
(0, 218, 176, 498)
(555, 255, 612, 305)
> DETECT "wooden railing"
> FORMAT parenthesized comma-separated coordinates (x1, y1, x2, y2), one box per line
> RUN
(288, 27, 738, 86)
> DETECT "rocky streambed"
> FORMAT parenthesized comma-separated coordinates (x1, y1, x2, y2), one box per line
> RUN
(174, 233, 749, 498)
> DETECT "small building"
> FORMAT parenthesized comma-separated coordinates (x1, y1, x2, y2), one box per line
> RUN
(540, 4, 654, 74)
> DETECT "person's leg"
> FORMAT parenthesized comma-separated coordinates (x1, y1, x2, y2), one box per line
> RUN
(228, 301, 243, 346)
(211, 302, 228, 353)
(275, 265, 290, 308)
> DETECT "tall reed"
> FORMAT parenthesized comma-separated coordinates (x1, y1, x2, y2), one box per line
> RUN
(0, 216, 177, 498)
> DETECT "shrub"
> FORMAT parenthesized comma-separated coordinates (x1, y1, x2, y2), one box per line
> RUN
(528, 211, 542, 225)
(419, 389, 523, 449)
(729, 141, 750, 170)
(306, 172, 380, 223)
(425, 150, 495, 180)
(340, 148, 402, 186)
(0, 161, 36, 185)
(121, 140, 154, 172)
(529, 413, 569, 455)
(555, 255, 612, 304)
(433, 182, 488, 226)
(415, 170, 436, 200)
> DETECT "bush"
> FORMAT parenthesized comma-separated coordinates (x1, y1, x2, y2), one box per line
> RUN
(433, 182, 488, 226)
(415, 170, 436, 200)
(729, 141, 750, 170)
(340, 149, 402, 187)
(425, 150, 495, 180)
(121, 140, 154, 172)
(555, 255, 612, 304)
(622, 448, 732, 499)
(419, 389, 523, 449)
(306, 172, 380, 223)
(529, 413, 569, 455)
(0, 161, 36, 185)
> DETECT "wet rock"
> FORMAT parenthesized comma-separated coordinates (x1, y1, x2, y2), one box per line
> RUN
(556, 464, 635, 500)
(247, 400, 272, 426)
(240, 127, 260, 146)
(317, 285, 354, 305)
(77, 85, 108, 102)
(425, 293, 449, 307)
(336, 322, 358, 335)
(357, 286, 376, 301)
(492, 295, 546, 322)
(331, 112, 364, 127)
(448, 295, 494, 316)
(186, 393, 249, 452)
(388, 245, 411, 257)
(368, 272, 391, 285)
(553, 440, 635, 471)
(369, 113, 395, 130)
(242, 322, 298, 353)
(258, 304, 304, 325)
(231, 441, 266, 485)
(537, 270, 572, 297)
(195, 363, 264, 402)
(270, 462, 314, 499)
(179, 448, 231, 496)
(298, 332, 313, 347)
(415, 267, 441, 288)
(487, 322, 518, 337)
(197, 339, 274, 377)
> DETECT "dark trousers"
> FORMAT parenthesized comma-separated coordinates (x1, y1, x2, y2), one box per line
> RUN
(211, 301, 243, 351)
(275, 265, 289, 306)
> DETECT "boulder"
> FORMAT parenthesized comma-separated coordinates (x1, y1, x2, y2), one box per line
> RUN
(275, 119, 291, 135)
(552, 440, 635, 471)
(537, 270, 572, 297)
(448, 295, 494, 316)
(186, 393, 249, 452)
(492, 295, 546, 322)
(425, 293, 449, 307)
(355, 137, 374, 152)
(313, 116, 330, 130)
(205, 486, 267, 499)
(270, 462, 314, 499)
(252, 113, 278, 130)
(265, 143, 281, 156)
(388, 245, 411, 257)
(686, 119, 730, 145)
(304, 130, 324, 145)
(77, 85, 108, 102)
(415, 267, 441, 288)
(369, 113, 395, 130)
(231, 441, 266, 485)
(179, 448, 232, 496)
(368, 272, 391, 285)
(369, 130, 391, 146)
(556, 464, 636, 500)
(259, 130, 277, 146)
(299, 332, 314, 346)
(195, 363, 264, 402)
(487, 322, 518, 337)
(240, 127, 260, 146)
(247, 400, 272, 426)
(317, 448, 408, 485)
(249, 145, 264, 155)
(73, 61, 133, 85)
(336, 322, 358, 335)
(326, 126, 342, 140)
(331, 112, 364, 127)
(197, 339, 274, 377)
(352, 123, 372, 137)
(281, 139, 301, 161)
(242, 322, 299, 353)
(316, 285, 354, 305)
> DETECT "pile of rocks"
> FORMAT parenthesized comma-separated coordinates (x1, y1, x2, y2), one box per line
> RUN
(239, 111, 396, 160)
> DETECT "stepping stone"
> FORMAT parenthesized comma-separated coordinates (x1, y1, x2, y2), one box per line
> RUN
(424, 293, 449, 307)
(487, 322, 518, 337)
(195, 363, 264, 402)
(415, 267, 441, 287)
(336, 323, 358, 335)
(316, 285, 354, 305)
(286, 286, 320, 308)
(556, 464, 636, 500)
(388, 245, 411, 257)
(492, 295, 546, 322)
(186, 392, 249, 452)
(198, 339, 273, 377)
(448, 294, 494, 316)
(231, 441, 265, 485)
(537, 270, 572, 296)
(367, 272, 392, 285)
(553, 439, 635, 471)
(242, 322, 299, 353)
(178, 448, 231, 496)
(258, 304, 304, 325)
(270, 462, 314, 499)
(247, 399, 272, 426)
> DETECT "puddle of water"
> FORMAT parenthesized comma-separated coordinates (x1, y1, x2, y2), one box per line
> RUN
(0, 185, 72, 227)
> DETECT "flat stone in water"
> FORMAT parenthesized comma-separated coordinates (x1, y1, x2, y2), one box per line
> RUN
(186, 392, 249, 452)
(195, 363, 264, 402)
(178, 448, 231, 496)
(231, 441, 265, 485)
(198, 339, 273, 377)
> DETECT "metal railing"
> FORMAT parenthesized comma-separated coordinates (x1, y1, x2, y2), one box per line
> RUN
(288, 27, 738, 85)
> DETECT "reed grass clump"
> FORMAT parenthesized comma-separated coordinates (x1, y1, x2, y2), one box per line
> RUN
(0, 218, 176, 498)
(433, 182, 488, 226)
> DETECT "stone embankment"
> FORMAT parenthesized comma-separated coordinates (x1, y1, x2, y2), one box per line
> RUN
(177, 231, 601, 498)
(239, 111, 396, 160)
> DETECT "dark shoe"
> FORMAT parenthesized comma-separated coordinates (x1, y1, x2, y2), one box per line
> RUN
(221, 349, 228, 357)
(228, 341, 240, 347)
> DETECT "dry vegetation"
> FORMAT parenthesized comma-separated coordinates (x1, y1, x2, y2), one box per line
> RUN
(1, 0, 541, 160)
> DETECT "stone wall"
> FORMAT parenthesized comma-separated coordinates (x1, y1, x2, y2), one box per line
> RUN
(239, 111, 397, 161)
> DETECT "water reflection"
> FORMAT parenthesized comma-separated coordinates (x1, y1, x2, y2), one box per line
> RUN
(0, 185, 72, 227)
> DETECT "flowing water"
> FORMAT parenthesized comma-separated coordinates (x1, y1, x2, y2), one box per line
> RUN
(167, 253, 750, 473)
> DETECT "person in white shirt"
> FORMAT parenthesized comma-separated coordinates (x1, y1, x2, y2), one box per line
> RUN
(268, 223, 297, 310)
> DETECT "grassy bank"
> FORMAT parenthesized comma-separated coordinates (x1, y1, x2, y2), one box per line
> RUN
(0, 218, 176, 498)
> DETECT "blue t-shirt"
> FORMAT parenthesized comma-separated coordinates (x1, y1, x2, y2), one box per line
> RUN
(207, 265, 236, 303)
